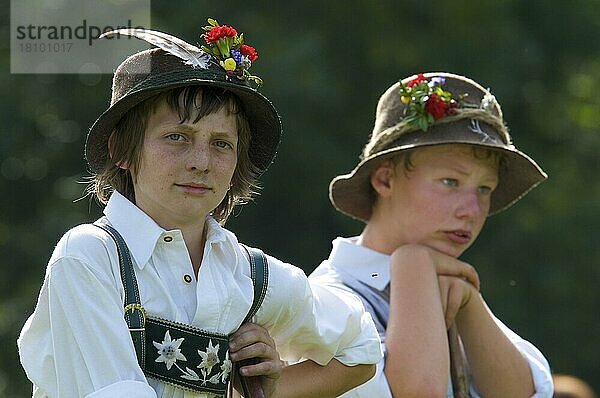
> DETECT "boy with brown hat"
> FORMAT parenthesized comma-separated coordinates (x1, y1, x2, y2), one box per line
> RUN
(18, 20, 381, 398)
(310, 72, 553, 397)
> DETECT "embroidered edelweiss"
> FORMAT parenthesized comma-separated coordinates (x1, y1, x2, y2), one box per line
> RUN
(153, 330, 187, 370)
(151, 330, 231, 385)
(220, 351, 232, 383)
(197, 339, 221, 374)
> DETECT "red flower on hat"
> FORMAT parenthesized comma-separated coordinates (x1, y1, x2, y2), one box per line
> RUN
(201, 18, 263, 86)
(239, 44, 258, 62)
(406, 73, 425, 88)
(204, 25, 238, 43)
(425, 93, 448, 119)
(398, 74, 464, 131)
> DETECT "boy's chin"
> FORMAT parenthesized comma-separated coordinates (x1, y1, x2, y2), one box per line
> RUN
(423, 242, 466, 259)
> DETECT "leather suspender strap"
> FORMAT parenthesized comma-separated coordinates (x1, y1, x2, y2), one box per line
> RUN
(94, 219, 146, 366)
(236, 245, 269, 398)
(240, 245, 269, 323)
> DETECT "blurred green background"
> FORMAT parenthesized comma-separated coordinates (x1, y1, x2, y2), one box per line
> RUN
(2, 0, 599, 396)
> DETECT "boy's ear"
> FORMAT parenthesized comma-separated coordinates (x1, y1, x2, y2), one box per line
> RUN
(370, 160, 395, 198)
(108, 131, 130, 170)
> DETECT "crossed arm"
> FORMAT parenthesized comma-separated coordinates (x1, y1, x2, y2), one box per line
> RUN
(384, 244, 535, 398)
(229, 322, 375, 397)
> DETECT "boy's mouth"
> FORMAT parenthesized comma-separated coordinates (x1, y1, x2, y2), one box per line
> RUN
(444, 230, 472, 244)
(176, 183, 213, 194)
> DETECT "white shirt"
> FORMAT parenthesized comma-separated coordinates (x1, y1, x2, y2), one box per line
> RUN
(309, 236, 554, 398)
(18, 192, 382, 398)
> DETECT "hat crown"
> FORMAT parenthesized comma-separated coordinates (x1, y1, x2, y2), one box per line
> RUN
(365, 72, 506, 159)
(110, 48, 237, 106)
(111, 49, 177, 105)
(373, 72, 501, 135)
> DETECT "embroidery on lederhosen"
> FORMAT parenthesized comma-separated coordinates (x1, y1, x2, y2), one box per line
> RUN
(94, 219, 268, 395)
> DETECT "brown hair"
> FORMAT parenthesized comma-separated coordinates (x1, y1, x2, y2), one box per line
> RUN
(369, 144, 505, 209)
(88, 85, 260, 224)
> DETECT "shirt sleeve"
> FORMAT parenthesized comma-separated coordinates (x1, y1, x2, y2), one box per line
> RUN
(495, 317, 554, 398)
(18, 226, 157, 398)
(254, 254, 383, 367)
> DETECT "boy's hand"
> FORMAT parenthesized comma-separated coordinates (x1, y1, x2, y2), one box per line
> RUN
(426, 248, 480, 291)
(392, 244, 480, 289)
(437, 275, 477, 328)
(427, 248, 479, 327)
(391, 244, 480, 328)
(229, 322, 283, 397)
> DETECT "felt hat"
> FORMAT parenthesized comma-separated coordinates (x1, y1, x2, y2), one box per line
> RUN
(85, 21, 281, 175)
(330, 72, 547, 222)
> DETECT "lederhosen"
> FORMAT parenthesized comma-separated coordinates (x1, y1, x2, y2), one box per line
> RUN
(94, 219, 268, 397)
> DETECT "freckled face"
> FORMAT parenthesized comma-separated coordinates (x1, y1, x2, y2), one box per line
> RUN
(130, 99, 238, 230)
(383, 145, 499, 258)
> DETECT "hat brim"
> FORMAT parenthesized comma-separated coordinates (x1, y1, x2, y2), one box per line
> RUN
(330, 139, 547, 222)
(86, 68, 281, 174)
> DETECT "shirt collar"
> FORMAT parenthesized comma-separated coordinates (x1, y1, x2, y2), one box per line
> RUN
(327, 236, 391, 291)
(104, 191, 164, 269)
(204, 216, 229, 247)
(205, 217, 243, 273)
(103, 191, 233, 270)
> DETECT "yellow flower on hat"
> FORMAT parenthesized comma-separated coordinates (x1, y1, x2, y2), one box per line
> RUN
(221, 58, 237, 71)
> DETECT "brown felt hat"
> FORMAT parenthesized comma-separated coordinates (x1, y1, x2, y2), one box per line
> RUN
(330, 72, 547, 222)
(86, 47, 281, 174)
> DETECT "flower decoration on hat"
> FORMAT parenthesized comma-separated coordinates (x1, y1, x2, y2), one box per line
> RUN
(201, 18, 262, 86)
(399, 73, 464, 131)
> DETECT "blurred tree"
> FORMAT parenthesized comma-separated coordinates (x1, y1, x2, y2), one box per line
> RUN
(2, 0, 598, 396)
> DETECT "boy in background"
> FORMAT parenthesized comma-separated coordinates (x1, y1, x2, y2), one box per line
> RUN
(311, 72, 553, 397)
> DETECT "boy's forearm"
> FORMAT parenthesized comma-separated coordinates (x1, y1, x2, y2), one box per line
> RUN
(275, 359, 375, 398)
(384, 247, 450, 397)
(456, 293, 535, 398)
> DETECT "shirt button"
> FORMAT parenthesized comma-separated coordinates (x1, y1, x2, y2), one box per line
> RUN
(163, 236, 173, 242)
(183, 274, 193, 284)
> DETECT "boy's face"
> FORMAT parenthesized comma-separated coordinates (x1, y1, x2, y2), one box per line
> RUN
(375, 144, 499, 258)
(130, 97, 238, 230)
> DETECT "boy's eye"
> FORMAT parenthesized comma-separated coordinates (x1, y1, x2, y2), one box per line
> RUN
(214, 140, 233, 149)
(167, 133, 185, 141)
(478, 185, 493, 194)
(441, 178, 458, 186)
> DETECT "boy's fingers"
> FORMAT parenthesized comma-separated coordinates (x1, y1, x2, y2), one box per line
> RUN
(459, 262, 480, 291)
(444, 279, 463, 328)
(230, 323, 275, 353)
(238, 357, 283, 378)
(230, 341, 275, 362)
(431, 250, 480, 290)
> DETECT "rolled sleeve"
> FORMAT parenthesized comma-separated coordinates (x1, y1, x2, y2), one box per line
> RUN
(494, 318, 554, 397)
(309, 281, 382, 366)
(515, 340, 554, 397)
(256, 255, 382, 366)
(86, 380, 157, 398)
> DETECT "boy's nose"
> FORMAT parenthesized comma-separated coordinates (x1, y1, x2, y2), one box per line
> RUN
(455, 191, 488, 220)
(187, 144, 211, 172)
